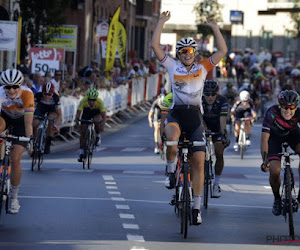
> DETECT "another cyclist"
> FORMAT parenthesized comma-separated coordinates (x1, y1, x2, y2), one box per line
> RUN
(0, 69, 34, 214)
(75, 88, 106, 162)
(33, 82, 62, 154)
(260, 90, 300, 215)
(202, 80, 230, 198)
(221, 82, 238, 106)
(231, 90, 257, 151)
(151, 10, 227, 225)
(148, 94, 164, 154)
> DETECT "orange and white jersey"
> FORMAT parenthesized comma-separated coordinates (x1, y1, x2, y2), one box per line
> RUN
(160, 54, 215, 113)
(0, 86, 35, 119)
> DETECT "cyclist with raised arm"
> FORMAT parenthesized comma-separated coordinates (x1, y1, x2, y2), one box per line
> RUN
(261, 90, 300, 215)
(151, 10, 227, 225)
(75, 88, 106, 162)
(148, 94, 164, 154)
(231, 91, 257, 151)
(33, 82, 62, 154)
(202, 80, 230, 198)
(0, 69, 34, 214)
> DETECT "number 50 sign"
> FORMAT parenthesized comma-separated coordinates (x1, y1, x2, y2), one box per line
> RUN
(28, 47, 64, 76)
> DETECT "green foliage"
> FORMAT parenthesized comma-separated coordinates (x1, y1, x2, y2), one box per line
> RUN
(17, 0, 72, 45)
(193, 0, 223, 38)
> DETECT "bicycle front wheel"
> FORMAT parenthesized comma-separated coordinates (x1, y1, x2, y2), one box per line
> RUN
(0, 165, 7, 220)
(38, 130, 47, 170)
(203, 160, 209, 209)
(285, 168, 295, 240)
(181, 163, 190, 238)
(240, 145, 244, 159)
(83, 129, 91, 169)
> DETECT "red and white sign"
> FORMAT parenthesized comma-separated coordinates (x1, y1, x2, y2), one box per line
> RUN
(28, 48, 64, 76)
(97, 21, 109, 38)
(28, 47, 64, 61)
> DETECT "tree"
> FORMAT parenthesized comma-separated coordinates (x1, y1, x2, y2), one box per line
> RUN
(193, 0, 223, 39)
(16, 0, 72, 58)
(290, 0, 300, 37)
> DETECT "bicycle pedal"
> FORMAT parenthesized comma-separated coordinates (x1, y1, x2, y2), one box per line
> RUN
(169, 199, 176, 206)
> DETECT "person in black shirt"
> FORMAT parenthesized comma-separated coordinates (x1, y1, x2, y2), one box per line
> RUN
(202, 80, 230, 198)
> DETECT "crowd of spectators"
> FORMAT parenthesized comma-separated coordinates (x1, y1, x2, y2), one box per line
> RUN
(18, 55, 166, 99)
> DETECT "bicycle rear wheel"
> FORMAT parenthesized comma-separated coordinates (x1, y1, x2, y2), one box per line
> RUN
(203, 160, 209, 209)
(38, 131, 46, 170)
(240, 145, 244, 159)
(285, 168, 295, 240)
(181, 163, 190, 238)
(83, 129, 91, 169)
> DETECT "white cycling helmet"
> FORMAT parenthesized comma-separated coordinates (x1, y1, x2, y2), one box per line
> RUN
(239, 90, 250, 101)
(176, 37, 197, 53)
(0, 69, 24, 86)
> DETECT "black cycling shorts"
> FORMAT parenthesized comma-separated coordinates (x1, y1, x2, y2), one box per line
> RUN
(268, 129, 300, 161)
(165, 105, 205, 152)
(1, 112, 27, 147)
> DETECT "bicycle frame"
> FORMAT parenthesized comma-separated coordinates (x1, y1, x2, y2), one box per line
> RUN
(166, 138, 205, 238)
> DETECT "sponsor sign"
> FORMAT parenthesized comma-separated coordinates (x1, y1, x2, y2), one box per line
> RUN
(28, 47, 64, 76)
(0, 21, 18, 51)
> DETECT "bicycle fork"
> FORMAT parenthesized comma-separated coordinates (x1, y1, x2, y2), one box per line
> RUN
(0, 165, 11, 199)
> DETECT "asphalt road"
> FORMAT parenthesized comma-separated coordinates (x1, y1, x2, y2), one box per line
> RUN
(0, 108, 300, 250)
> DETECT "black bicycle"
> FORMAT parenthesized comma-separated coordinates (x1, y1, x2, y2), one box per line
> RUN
(31, 113, 49, 171)
(277, 142, 299, 240)
(167, 134, 205, 238)
(78, 119, 102, 169)
(0, 133, 30, 221)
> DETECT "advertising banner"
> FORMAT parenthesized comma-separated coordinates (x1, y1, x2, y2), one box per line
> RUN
(28, 47, 64, 76)
(0, 21, 18, 51)
(47, 25, 77, 51)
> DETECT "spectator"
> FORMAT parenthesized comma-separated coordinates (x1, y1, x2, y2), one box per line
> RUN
(149, 57, 157, 74)
(116, 68, 128, 85)
(127, 64, 139, 79)
(51, 69, 62, 92)
(59, 79, 71, 97)
(31, 72, 43, 94)
(19, 56, 31, 75)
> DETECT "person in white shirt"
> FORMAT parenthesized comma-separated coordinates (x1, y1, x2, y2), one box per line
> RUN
(50, 70, 62, 92)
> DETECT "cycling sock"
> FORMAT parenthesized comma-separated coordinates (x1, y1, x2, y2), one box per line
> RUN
(274, 191, 280, 200)
(193, 194, 202, 210)
(246, 135, 250, 140)
(214, 175, 221, 186)
(235, 137, 238, 143)
(166, 160, 176, 173)
(96, 133, 101, 138)
(11, 185, 19, 199)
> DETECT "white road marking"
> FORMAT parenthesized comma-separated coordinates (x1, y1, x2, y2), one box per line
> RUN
(103, 175, 114, 181)
(264, 186, 272, 189)
(105, 181, 116, 185)
(119, 213, 135, 219)
(116, 204, 130, 210)
(122, 223, 139, 229)
(121, 148, 145, 152)
(108, 191, 121, 195)
(111, 197, 125, 201)
(127, 235, 145, 242)
(123, 171, 154, 175)
(59, 169, 93, 173)
(106, 186, 118, 190)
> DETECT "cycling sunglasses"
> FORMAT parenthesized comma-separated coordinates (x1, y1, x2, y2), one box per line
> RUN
(179, 48, 195, 55)
(4, 85, 19, 90)
(204, 92, 217, 97)
(281, 104, 297, 110)
(88, 98, 96, 102)
(43, 93, 52, 96)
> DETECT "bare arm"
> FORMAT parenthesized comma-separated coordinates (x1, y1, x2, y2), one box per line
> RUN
(151, 11, 171, 61)
(24, 114, 33, 138)
(206, 17, 228, 65)
(220, 116, 227, 134)
(55, 108, 62, 126)
(260, 132, 270, 160)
